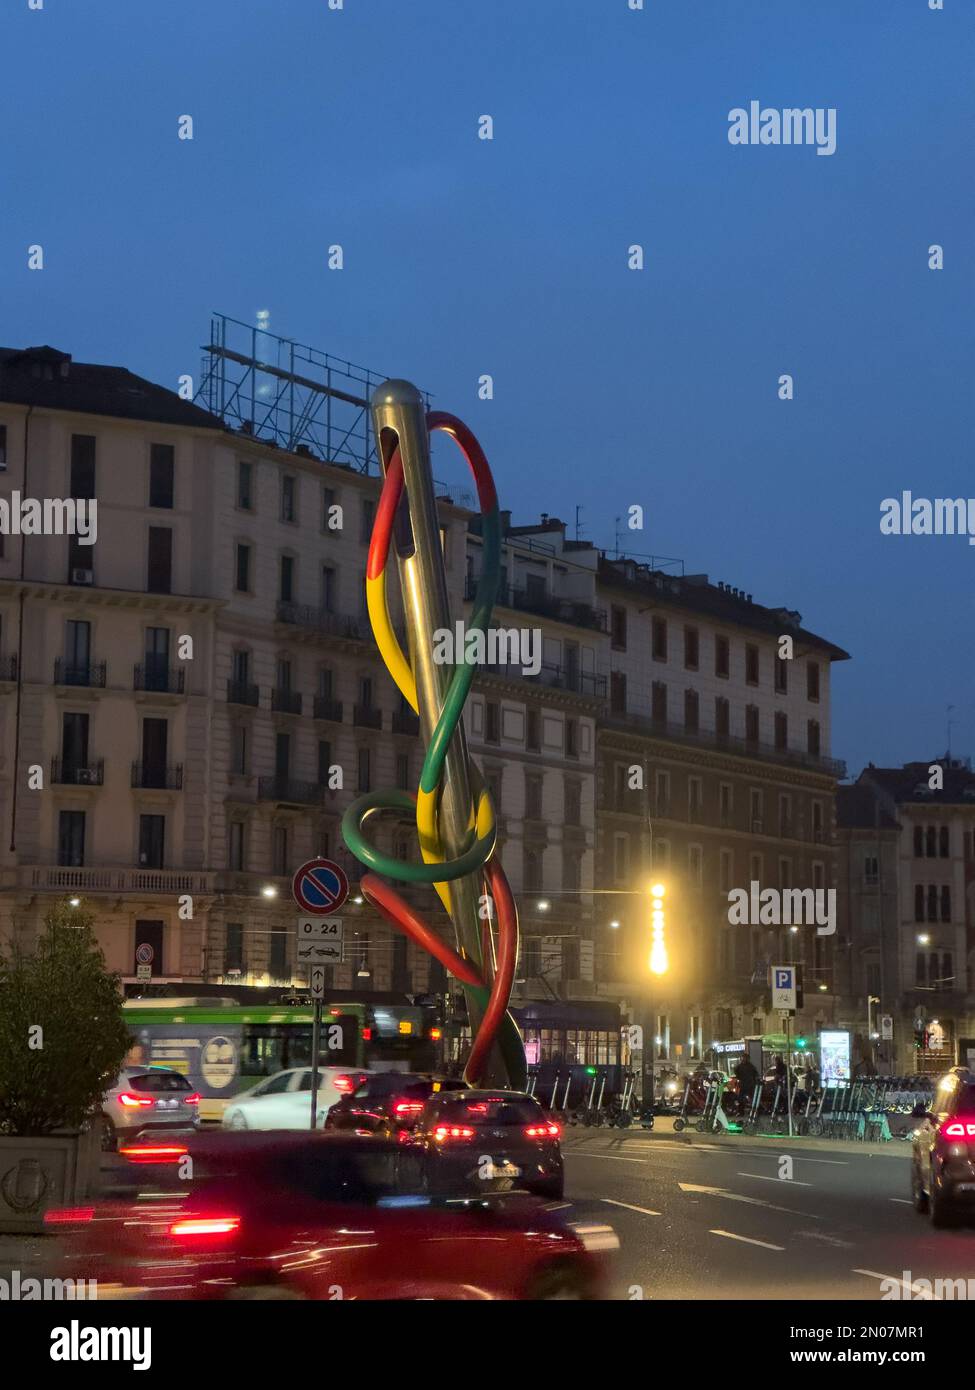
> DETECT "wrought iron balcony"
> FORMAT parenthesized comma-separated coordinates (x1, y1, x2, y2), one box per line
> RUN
(312, 695, 343, 723)
(271, 687, 303, 715)
(227, 679, 260, 707)
(53, 658, 106, 688)
(131, 762, 183, 790)
(257, 776, 322, 806)
(480, 660, 607, 700)
(353, 703, 382, 730)
(0, 655, 16, 681)
(464, 576, 607, 633)
(134, 663, 185, 694)
(51, 758, 104, 786)
(391, 708, 420, 736)
(603, 710, 847, 779)
(276, 601, 364, 642)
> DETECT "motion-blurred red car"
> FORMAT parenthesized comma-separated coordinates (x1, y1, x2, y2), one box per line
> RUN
(47, 1132, 617, 1300)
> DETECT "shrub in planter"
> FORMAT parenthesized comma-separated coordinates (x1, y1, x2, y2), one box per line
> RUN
(0, 901, 130, 1229)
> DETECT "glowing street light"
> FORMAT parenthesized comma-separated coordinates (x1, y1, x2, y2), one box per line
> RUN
(648, 883, 668, 975)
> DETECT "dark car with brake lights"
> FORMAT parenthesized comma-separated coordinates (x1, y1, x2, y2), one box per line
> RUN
(324, 1071, 466, 1138)
(411, 1088, 564, 1199)
(911, 1065, 975, 1226)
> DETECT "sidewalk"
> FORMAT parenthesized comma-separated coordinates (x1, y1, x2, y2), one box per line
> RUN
(565, 1114, 913, 1160)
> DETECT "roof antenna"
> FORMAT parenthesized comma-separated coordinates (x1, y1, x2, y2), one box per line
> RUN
(574, 505, 584, 542)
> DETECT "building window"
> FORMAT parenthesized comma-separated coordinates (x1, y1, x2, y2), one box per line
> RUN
(610, 670, 627, 714)
(147, 527, 173, 594)
(654, 770, 670, 815)
(225, 923, 244, 975)
(688, 776, 703, 822)
(749, 851, 762, 882)
(565, 780, 581, 826)
(526, 707, 540, 752)
(611, 605, 627, 650)
(237, 461, 254, 510)
(683, 626, 699, 671)
(939, 826, 949, 858)
(484, 701, 500, 744)
(651, 682, 667, 725)
(357, 747, 371, 793)
(235, 543, 251, 593)
(321, 565, 336, 611)
(360, 498, 375, 545)
(0, 422, 6, 470)
(688, 844, 703, 887)
(750, 789, 763, 831)
(941, 886, 951, 923)
(58, 810, 86, 867)
(139, 814, 165, 869)
(279, 554, 294, 603)
(807, 661, 820, 702)
(778, 857, 791, 890)
(231, 725, 248, 776)
(613, 833, 629, 885)
(684, 689, 699, 733)
(807, 719, 821, 756)
(651, 616, 667, 662)
(318, 740, 332, 786)
(715, 696, 730, 738)
(563, 852, 581, 893)
(229, 821, 245, 871)
(269, 928, 288, 982)
(70, 434, 96, 498)
(745, 644, 759, 686)
(525, 773, 543, 821)
(719, 848, 733, 893)
(719, 782, 732, 825)
(396, 752, 411, 790)
(322, 486, 338, 531)
(914, 825, 924, 857)
(272, 825, 289, 877)
(281, 475, 296, 523)
(149, 444, 175, 508)
(524, 849, 542, 892)
(745, 704, 759, 744)
(715, 634, 730, 678)
(779, 794, 792, 835)
(774, 711, 788, 750)
(774, 657, 787, 694)
(565, 717, 578, 758)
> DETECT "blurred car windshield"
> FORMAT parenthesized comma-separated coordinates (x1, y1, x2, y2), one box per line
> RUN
(443, 1098, 542, 1125)
(123, 1072, 192, 1093)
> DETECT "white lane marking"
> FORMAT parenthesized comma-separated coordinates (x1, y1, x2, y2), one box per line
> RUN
(737, 1171, 813, 1188)
(795, 1230, 855, 1249)
(678, 1181, 823, 1220)
(546, 1202, 573, 1211)
(565, 1152, 648, 1164)
(853, 1268, 935, 1297)
(889, 1198, 913, 1205)
(602, 1198, 661, 1217)
(709, 1229, 785, 1251)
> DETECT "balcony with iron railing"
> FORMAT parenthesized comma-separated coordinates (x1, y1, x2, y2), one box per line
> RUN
(276, 601, 364, 642)
(227, 678, 260, 707)
(134, 663, 185, 694)
(271, 687, 303, 715)
(313, 695, 343, 723)
(257, 776, 323, 806)
(391, 708, 420, 736)
(353, 703, 382, 730)
(464, 576, 607, 633)
(602, 710, 847, 779)
(131, 762, 184, 790)
(0, 655, 17, 681)
(51, 758, 105, 787)
(53, 658, 107, 688)
(479, 659, 607, 701)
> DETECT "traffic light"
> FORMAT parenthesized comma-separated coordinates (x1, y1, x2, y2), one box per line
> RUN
(795, 1036, 807, 1050)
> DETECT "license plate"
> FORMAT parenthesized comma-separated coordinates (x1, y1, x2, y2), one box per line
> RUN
(483, 1161, 521, 1179)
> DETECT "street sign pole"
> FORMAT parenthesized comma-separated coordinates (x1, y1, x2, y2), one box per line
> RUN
(785, 1011, 794, 1139)
(310, 993, 322, 1131)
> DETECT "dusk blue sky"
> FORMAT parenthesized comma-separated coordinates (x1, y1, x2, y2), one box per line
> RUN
(2, 0, 972, 775)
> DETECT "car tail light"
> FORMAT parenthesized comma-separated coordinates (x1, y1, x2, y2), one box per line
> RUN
(44, 1207, 94, 1226)
(393, 1100, 424, 1117)
(117, 1093, 154, 1109)
(334, 1073, 365, 1093)
(524, 1122, 561, 1139)
(432, 1124, 476, 1142)
(119, 1143, 189, 1164)
(942, 1121, 975, 1138)
(169, 1216, 241, 1238)
(182, 1093, 201, 1106)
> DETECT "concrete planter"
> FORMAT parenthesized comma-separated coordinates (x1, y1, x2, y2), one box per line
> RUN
(0, 1126, 100, 1234)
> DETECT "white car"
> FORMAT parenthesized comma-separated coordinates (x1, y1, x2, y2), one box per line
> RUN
(221, 1066, 368, 1131)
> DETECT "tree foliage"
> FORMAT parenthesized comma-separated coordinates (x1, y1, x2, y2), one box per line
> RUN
(0, 901, 131, 1135)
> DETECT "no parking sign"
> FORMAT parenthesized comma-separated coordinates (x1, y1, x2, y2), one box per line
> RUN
(291, 858, 350, 915)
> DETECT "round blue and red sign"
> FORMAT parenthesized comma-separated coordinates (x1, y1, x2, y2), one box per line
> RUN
(291, 857, 350, 915)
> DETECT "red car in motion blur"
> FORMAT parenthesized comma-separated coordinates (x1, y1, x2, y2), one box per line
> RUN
(48, 1133, 617, 1300)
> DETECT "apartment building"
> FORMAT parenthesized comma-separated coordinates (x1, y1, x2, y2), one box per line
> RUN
(593, 555, 850, 1062)
(464, 516, 604, 1014)
(0, 344, 599, 1012)
(847, 759, 975, 1072)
